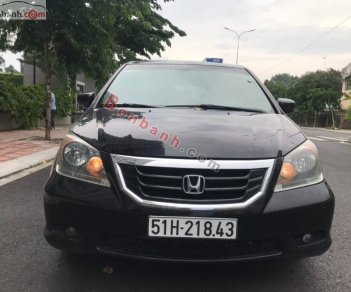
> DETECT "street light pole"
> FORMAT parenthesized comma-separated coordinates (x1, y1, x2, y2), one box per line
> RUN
(224, 27, 256, 65)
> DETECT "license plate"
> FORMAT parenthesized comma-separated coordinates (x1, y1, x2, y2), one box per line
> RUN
(148, 216, 237, 240)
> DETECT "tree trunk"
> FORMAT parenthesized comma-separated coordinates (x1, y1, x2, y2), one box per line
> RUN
(327, 100, 336, 129)
(44, 36, 51, 140)
(69, 73, 77, 110)
(331, 108, 336, 129)
(68, 73, 77, 123)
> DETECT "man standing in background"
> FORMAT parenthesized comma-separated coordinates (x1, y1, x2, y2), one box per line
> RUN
(50, 91, 57, 129)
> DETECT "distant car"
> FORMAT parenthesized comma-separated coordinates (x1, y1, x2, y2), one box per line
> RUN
(44, 61, 334, 262)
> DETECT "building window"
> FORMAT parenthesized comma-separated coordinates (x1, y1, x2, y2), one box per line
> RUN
(77, 84, 84, 93)
(76, 81, 86, 93)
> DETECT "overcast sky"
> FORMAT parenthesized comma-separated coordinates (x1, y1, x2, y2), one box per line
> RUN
(157, 0, 351, 80)
(2, 0, 351, 81)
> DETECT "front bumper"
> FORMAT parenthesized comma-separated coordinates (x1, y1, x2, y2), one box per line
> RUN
(44, 173, 334, 262)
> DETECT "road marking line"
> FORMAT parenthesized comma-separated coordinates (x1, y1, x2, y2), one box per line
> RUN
(317, 136, 347, 142)
(307, 137, 327, 141)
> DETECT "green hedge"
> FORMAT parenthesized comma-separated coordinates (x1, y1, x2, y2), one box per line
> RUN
(0, 82, 74, 129)
(0, 73, 24, 86)
(52, 88, 75, 118)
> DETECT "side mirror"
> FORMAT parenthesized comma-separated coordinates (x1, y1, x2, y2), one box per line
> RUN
(77, 92, 95, 109)
(278, 98, 295, 114)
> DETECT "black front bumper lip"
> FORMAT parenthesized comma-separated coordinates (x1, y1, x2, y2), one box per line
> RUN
(95, 246, 283, 263)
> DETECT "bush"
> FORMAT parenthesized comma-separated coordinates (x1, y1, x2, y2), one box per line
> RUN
(19, 85, 47, 128)
(0, 81, 73, 129)
(0, 73, 24, 86)
(0, 81, 46, 128)
(53, 89, 74, 118)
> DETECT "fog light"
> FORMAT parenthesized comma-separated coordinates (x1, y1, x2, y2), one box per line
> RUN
(302, 233, 313, 243)
(280, 162, 297, 179)
(65, 226, 77, 237)
(86, 156, 104, 177)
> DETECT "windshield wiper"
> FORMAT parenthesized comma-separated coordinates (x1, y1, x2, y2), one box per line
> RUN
(165, 104, 266, 113)
(197, 104, 266, 113)
(114, 103, 159, 108)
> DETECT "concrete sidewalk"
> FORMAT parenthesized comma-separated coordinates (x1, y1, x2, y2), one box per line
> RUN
(0, 126, 70, 179)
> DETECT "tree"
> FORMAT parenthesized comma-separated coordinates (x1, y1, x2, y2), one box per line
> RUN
(264, 73, 298, 99)
(265, 70, 343, 128)
(289, 69, 343, 128)
(5, 65, 18, 73)
(0, 0, 185, 139)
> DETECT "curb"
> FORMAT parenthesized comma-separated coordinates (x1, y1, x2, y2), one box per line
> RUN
(0, 147, 59, 179)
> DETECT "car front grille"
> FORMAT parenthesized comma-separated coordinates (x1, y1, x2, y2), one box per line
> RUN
(119, 164, 267, 203)
(98, 236, 281, 261)
(112, 155, 274, 207)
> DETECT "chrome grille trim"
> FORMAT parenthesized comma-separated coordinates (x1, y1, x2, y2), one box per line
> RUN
(112, 154, 275, 210)
(205, 174, 251, 181)
(136, 168, 182, 179)
(205, 185, 247, 192)
(138, 179, 183, 191)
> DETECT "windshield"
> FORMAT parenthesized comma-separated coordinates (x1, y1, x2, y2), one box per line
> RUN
(97, 64, 274, 112)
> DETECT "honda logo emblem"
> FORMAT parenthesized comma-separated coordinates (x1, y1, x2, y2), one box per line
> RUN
(182, 175, 205, 194)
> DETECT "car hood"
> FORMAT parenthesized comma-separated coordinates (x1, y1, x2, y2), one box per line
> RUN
(71, 108, 305, 159)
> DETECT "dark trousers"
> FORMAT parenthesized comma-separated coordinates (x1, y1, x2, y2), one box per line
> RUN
(51, 110, 56, 129)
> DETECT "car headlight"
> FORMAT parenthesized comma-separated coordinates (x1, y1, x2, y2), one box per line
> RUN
(55, 133, 110, 187)
(274, 140, 323, 192)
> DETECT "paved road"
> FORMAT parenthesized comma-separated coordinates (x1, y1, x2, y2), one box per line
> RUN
(1, 128, 350, 292)
(303, 127, 351, 144)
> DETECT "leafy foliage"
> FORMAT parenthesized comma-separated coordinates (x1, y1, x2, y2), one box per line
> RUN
(18, 85, 47, 128)
(53, 89, 75, 118)
(0, 82, 46, 128)
(0, 73, 24, 86)
(5, 65, 19, 73)
(0, 82, 73, 128)
(265, 69, 343, 128)
(0, 0, 185, 138)
(265, 70, 343, 113)
(264, 73, 298, 99)
(290, 70, 342, 113)
(0, 0, 185, 86)
(0, 80, 20, 117)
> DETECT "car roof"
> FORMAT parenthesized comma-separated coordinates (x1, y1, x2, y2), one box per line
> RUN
(125, 60, 245, 70)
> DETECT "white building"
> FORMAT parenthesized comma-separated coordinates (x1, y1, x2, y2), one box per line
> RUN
(19, 59, 96, 93)
(341, 62, 351, 110)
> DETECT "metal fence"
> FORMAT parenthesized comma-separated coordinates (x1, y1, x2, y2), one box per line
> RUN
(289, 112, 351, 129)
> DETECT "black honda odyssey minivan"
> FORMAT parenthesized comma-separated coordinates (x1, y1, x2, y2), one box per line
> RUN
(44, 61, 334, 262)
